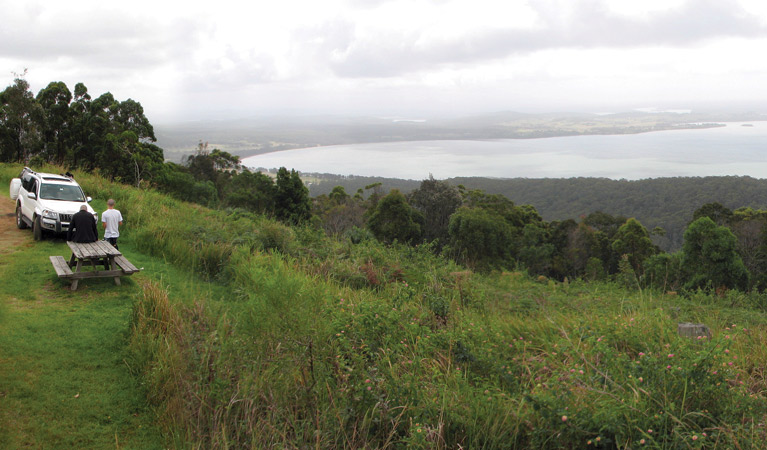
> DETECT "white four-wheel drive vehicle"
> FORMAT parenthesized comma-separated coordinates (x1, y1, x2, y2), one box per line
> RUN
(10, 167, 98, 240)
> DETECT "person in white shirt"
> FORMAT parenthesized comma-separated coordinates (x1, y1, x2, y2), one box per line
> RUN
(101, 198, 123, 249)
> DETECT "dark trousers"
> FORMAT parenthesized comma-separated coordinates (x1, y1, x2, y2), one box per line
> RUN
(106, 237, 119, 249)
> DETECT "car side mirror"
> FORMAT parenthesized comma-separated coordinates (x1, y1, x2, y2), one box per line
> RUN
(27, 192, 37, 200)
(86, 196, 92, 203)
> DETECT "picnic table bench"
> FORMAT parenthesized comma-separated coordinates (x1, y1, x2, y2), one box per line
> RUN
(50, 240, 141, 290)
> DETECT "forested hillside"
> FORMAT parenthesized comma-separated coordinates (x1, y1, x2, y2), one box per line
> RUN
(307, 174, 767, 251)
(451, 176, 767, 251)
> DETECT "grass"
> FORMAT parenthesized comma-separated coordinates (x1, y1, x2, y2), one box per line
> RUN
(0, 235, 166, 448)
(6, 162, 767, 448)
(0, 168, 212, 449)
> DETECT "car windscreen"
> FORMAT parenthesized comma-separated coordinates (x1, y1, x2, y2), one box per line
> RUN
(40, 183, 86, 202)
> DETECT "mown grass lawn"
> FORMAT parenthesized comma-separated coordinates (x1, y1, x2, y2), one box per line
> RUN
(0, 191, 167, 449)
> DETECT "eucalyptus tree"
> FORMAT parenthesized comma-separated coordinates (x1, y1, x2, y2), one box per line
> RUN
(274, 167, 311, 225)
(611, 218, 657, 275)
(408, 175, 462, 245)
(0, 76, 44, 162)
(102, 130, 163, 187)
(112, 98, 156, 142)
(68, 82, 93, 167)
(36, 81, 72, 163)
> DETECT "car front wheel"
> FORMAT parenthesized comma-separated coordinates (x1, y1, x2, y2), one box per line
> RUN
(16, 204, 28, 229)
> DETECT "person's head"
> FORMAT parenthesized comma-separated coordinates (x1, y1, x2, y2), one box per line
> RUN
(80, 205, 88, 211)
(107, 198, 115, 208)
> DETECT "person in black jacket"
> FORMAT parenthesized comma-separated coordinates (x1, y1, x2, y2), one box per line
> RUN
(67, 205, 98, 243)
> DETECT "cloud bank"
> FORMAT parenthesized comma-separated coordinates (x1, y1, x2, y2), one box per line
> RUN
(1, 0, 766, 120)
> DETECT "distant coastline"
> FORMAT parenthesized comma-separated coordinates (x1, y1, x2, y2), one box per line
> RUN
(156, 111, 761, 162)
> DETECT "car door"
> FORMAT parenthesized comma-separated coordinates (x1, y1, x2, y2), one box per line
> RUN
(21, 178, 37, 221)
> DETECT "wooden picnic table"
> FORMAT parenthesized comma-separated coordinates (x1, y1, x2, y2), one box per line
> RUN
(49, 240, 140, 290)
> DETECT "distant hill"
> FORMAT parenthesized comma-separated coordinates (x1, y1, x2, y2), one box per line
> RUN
(155, 110, 761, 163)
(307, 174, 767, 251)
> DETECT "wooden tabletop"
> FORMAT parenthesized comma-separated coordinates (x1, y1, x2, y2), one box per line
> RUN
(67, 240, 122, 259)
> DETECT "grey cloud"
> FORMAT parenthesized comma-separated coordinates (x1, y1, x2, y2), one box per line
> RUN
(328, 0, 767, 78)
(179, 51, 280, 94)
(558, 0, 766, 47)
(0, 7, 203, 72)
(342, 0, 449, 9)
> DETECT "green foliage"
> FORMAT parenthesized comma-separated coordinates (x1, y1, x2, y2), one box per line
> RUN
(728, 208, 767, 290)
(183, 146, 241, 186)
(549, 220, 599, 279)
(274, 167, 311, 224)
(36, 81, 72, 163)
(313, 186, 366, 236)
(8, 76, 767, 292)
(584, 256, 607, 281)
(616, 253, 639, 289)
(643, 252, 684, 292)
(408, 175, 462, 245)
(153, 162, 219, 207)
(367, 189, 423, 245)
(583, 210, 628, 238)
(462, 188, 526, 227)
(448, 175, 767, 252)
(517, 222, 555, 276)
(222, 169, 276, 214)
(692, 201, 733, 226)
(328, 185, 349, 203)
(0, 78, 158, 188)
(448, 207, 514, 270)
(611, 217, 657, 274)
(682, 217, 750, 292)
(0, 76, 44, 162)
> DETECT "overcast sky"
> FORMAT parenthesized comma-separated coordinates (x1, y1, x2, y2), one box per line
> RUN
(3, 0, 767, 123)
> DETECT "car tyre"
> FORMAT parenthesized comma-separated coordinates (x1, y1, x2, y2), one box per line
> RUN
(16, 204, 28, 229)
(33, 216, 43, 241)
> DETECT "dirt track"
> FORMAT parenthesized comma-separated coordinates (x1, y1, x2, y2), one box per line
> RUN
(0, 194, 29, 255)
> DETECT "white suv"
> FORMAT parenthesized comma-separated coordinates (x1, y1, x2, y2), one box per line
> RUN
(10, 167, 98, 240)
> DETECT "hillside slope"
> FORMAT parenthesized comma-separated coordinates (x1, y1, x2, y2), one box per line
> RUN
(5, 163, 767, 448)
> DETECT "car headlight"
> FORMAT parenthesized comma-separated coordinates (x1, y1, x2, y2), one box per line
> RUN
(42, 209, 58, 219)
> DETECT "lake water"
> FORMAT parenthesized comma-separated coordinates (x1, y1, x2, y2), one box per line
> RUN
(242, 121, 767, 180)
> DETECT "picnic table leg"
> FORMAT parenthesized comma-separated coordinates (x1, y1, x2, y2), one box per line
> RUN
(71, 259, 83, 291)
(110, 256, 121, 286)
(68, 253, 76, 268)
